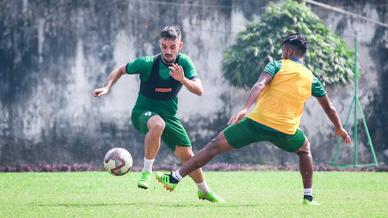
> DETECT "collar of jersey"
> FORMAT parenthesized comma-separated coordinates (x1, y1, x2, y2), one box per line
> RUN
(289, 56, 304, 65)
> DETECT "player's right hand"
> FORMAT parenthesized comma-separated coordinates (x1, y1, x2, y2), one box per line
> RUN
(92, 87, 109, 97)
(228, 109, 247, 125)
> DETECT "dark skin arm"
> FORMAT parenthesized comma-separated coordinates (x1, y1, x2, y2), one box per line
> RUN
(228, 72, 273, 124)
(316, 95, 351, 144)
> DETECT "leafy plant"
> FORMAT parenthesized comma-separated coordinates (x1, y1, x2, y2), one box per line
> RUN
(222, 0, 353, 88)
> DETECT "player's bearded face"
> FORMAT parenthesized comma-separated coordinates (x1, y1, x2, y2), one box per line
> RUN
(160, 38, 183, 64)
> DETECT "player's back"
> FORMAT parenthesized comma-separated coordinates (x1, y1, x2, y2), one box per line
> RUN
(248, 59, 313, 134)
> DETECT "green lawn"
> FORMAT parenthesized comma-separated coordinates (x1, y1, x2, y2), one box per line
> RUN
(0, 171, 387, 217)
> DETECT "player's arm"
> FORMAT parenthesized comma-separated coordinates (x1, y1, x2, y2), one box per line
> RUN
(180, 78, 203, 96)
(169, 63, 203, 96)
(228, 72, 273, 124)
(316, 95, 351, 144)
(92, 65, 126, 97)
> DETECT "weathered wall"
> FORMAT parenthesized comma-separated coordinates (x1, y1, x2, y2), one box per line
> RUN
(0, 0, 386, 167)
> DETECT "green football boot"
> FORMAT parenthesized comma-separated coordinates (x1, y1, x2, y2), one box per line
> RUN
(137, 171, 152, 189)
(197, 191, 226, 203)
(156, 172, 178, 191)
(303, 198, 320, 206)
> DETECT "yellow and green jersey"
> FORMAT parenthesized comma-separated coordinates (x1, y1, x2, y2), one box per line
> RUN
(125, 53, 198, 116)
(247, 58, 326, 134)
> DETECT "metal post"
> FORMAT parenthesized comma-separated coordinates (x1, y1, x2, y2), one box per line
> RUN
(330, 29, 379, 168)
(357, 98, 379, 165)
(303, 0, 385, 168)
(353, 31, 358, 167)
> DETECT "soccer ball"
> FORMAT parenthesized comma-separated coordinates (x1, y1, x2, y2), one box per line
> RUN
(104, 147, 133, 176)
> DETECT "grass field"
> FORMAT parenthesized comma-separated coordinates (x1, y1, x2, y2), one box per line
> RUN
(0, 171, 387, 218)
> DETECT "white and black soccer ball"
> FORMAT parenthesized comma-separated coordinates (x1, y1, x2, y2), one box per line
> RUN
(104, 147, 133, 176)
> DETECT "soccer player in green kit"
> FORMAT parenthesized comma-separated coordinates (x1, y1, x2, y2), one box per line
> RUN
(93, 25, 224, 203)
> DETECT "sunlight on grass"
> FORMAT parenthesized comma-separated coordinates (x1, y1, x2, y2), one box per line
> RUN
(0, 171, 387, 217)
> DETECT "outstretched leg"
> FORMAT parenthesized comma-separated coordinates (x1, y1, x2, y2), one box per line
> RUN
(156, 131, 233, 192)
(174, 146, 225, 202)
(179, 131, 233, 177)
(174, 147, 205, 184)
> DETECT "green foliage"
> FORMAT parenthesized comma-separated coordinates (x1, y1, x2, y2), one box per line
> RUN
(222, 0, 353, 88)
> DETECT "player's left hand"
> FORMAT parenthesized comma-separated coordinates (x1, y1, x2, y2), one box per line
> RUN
(169, 63, 185, 82)
(228, 109, 247, 125)
(334, 127, 351, 144)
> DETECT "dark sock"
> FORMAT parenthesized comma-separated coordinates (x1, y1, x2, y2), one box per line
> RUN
(304, 195, 313, 201)
(169, 173, 179, 184)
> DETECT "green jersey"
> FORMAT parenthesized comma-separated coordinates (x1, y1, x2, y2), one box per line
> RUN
(125, 53, 198, 116)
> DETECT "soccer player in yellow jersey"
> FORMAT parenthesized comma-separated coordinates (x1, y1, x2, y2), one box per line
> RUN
(156, 33, 352, 205)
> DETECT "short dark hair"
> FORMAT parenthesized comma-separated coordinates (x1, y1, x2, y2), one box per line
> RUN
(160, 25, 181, 40)
(282, 33, 308, 55)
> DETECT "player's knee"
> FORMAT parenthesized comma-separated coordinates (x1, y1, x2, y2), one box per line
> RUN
(296, 139, 311, 155)
(185, 149, 194, 158)
(175, 147, 194, 162)
(148, 119, 165, 133)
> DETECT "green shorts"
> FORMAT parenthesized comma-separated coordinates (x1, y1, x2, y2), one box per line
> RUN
(131, 108, 191, 151)
(223, 118, 306, 152)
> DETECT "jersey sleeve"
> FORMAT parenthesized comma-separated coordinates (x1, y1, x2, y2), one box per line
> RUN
(263, 60, 282, 77)
(180, 54, 199, 80)
(125, 56, 149, 75)
(311, 76, 327, 97)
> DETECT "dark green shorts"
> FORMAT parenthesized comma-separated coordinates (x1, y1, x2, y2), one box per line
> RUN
(223, 118, 306, 152)
(131, 108, 191, 151)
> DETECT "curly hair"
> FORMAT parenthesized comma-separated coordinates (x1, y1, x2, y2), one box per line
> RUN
(160, 25, 181, 41)
(282, 33, 309, 55)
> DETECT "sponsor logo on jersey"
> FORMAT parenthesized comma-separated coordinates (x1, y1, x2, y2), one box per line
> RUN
(154, 88, 172, 93)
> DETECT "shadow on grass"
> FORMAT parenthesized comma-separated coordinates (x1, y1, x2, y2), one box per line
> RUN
(36, 202, 259, 208)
